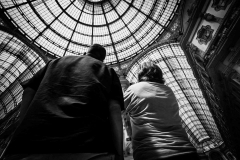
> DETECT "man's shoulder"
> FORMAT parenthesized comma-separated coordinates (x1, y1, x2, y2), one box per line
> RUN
(50, 55, 83, 63)
(54, 55, 102, 64)
(60, 55, 84, 60)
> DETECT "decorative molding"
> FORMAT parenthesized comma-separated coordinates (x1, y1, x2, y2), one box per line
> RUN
(206, 5, 240, 68)
(196, 25, 214, 45)
(187, 42, 198, 52)
(187, 43, 204, 57)
(203, 13, 222, 23)
(187, 0, 199, 16)
(212, 0, 232, 11)
(204, 46, 216, 63)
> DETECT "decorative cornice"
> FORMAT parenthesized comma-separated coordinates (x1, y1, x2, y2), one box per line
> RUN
(206, 4, 240, 68)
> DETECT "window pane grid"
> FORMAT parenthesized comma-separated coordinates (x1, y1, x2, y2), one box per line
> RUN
(3, 0, 179, 64)
(0, 30, 45, 120)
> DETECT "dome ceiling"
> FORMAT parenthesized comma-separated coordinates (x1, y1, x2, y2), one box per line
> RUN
(0, 0, 180, 65)
(0, 30, 46, 119)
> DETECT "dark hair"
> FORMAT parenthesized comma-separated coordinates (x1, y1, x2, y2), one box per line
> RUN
(87, 44, 106, 61)
(138, 61, 165, 84)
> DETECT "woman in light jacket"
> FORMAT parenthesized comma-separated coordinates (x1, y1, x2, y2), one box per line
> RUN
(124, 61, 199, 160)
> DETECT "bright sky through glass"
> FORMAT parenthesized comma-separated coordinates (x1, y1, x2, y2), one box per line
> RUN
(1, 0, 180, 65)
(0, 30, 45, 119)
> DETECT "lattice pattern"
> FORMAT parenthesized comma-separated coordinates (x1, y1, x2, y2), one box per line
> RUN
(0, 30, 45, 120)
(0, 0, 180, 65)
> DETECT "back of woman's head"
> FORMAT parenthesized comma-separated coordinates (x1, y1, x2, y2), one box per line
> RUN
(138, 61, 165, 84)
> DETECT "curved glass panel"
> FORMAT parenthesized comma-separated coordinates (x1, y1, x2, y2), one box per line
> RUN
(126, 42, 223, 151)
(0, 0, 180, 65)
(0, 30, 45, 120)
(87, 0, 104, 2)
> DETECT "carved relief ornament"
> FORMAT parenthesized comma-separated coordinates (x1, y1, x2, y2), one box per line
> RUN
(196, 25, 214, 45)
(212, 0, 232, 11)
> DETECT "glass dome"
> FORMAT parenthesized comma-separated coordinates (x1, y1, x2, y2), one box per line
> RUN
(0, 0, 180, 65)
(0, 30, 45, 119)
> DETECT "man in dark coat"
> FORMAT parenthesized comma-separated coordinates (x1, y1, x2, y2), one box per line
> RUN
(4, 44, 124, 160)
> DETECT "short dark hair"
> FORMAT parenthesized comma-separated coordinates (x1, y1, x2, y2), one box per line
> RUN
(138, 61, 165, 84)
(86, 44, 106, 61)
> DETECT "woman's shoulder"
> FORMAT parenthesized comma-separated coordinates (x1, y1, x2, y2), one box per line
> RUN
(128, 82, 148, 89)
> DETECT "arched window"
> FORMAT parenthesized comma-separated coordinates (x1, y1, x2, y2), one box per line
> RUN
(0, 30, 45, 119)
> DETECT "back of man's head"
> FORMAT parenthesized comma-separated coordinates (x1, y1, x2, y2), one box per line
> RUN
(86, 44, 106, 62)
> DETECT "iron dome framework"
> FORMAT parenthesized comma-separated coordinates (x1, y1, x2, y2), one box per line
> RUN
(0, 0, 180, 65)
(0, 30, 46, 119)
